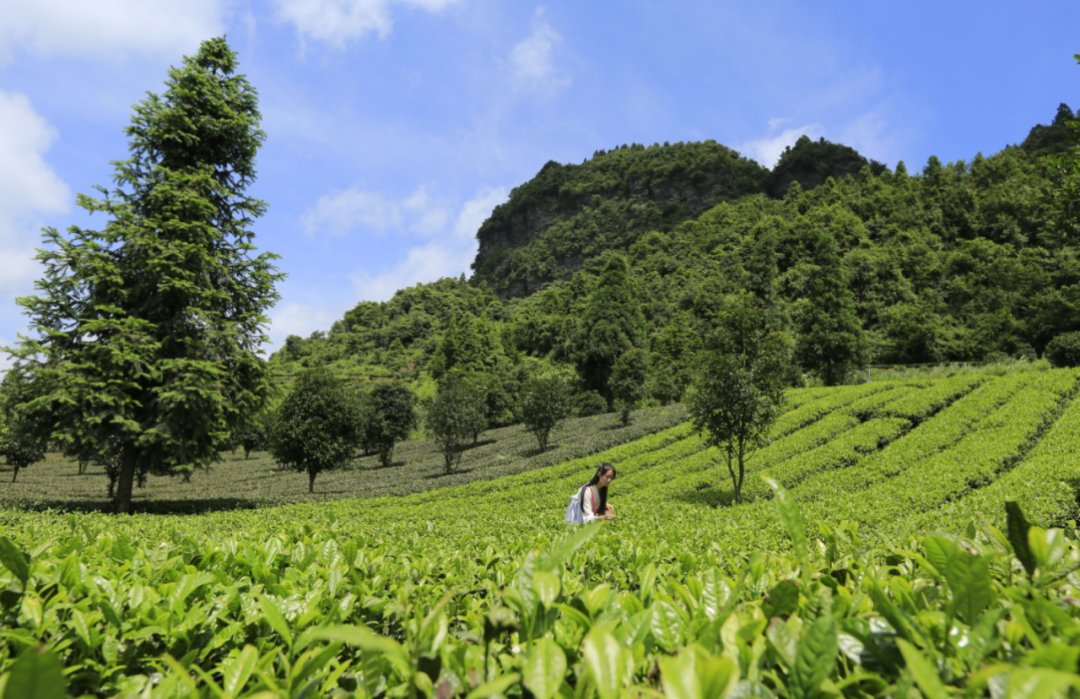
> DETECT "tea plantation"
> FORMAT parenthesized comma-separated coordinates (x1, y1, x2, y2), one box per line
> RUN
(2, 369, 1080, 697)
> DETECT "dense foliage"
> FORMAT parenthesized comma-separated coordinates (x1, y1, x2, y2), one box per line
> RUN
(274, 101, 1080, 400)
(472, 141, 770, 296)
(2, 370, 1080, 696)
(9, 38, 280, 512)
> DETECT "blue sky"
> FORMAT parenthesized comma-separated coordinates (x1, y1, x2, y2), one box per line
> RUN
(1, 0, 1078, 365)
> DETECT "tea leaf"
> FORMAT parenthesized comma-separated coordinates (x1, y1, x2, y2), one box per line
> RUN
(0, 537, 30, 589)
(532, 570, 561, 607)
(2, 645, 66, 699)
(582, 627, 632, 699)
(298, 625, 410, 678)
(1006, 667, 1080, 698)
(789, 593, 837, 699)
(1028, 527, 1067, 571)
(222, 645, 258, 698)
(763, 580, 799, 619)
(1005, 501, 1036, 576)
(522, 637, 567, 699)
(897, 639, 948, 699)
(259, 596, 293, 648)
(765, 477, 809, 577)
(465, 673, 520, 699)
(651, 599, 684, 652)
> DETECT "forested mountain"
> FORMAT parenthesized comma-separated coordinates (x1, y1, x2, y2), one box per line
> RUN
(273, 103, 1080, 402)
(471, 141, 769, 296)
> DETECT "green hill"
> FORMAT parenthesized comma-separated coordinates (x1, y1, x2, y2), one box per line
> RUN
(3, 369, 1079, 695)
(274, 103, 1080, 395)
(471, 141, 769, 297)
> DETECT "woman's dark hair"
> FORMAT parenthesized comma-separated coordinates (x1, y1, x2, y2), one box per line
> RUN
(581, 462, 616, 514)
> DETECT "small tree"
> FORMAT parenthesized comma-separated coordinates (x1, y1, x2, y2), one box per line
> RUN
(690, 293, 792, 504)
(426, 376, 487, 474)
(0, 366, 48, 483)
(0, 430, 47, 484)
(610, 348, 649, 426)
(522, 372, 571, 452)
(269, 369, 362, 493)
(365, 383, 417, 468)
(238, 408, 273, 459)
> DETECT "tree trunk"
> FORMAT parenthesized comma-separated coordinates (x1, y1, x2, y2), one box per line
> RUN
(115, 452, 136, 514)
(308, 468, 316, 493)
(735, 442, 746, 504)
(725, 443, 738, 504)
(11, 467, 18, 483)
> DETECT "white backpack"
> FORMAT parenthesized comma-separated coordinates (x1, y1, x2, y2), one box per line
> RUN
(564, 485, 593, 524)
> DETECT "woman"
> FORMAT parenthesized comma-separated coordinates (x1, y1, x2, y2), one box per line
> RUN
(579, 463, 616, 522)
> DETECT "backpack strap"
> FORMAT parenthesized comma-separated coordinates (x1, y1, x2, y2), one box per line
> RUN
(590, 485, 598, 515)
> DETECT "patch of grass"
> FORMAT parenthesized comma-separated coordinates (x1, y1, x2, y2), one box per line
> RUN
(0, 404, 686, 513)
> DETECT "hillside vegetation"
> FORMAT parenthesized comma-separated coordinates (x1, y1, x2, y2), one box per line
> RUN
(275, 104, 1080, 399)
(3, 369, 1080, 695)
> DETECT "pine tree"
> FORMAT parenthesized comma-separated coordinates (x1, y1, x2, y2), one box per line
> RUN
(12, 38, 280, 512)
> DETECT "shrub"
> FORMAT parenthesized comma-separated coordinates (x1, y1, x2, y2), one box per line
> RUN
(1045, 331, 1080, 368)
(574, 390, 608, 417)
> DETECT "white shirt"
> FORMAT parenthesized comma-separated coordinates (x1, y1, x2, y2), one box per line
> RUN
(581, 485, 601, 523)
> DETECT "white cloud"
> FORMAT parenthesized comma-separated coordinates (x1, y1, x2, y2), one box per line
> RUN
(0, 90, 68, 295)
(837, 110, 896, 165)
(302, 184, 460, 239)
(0, 91, 70, 215)
(351, 185, 507, 301)
(302, 187, 404, 237)
(0, 0, 226, 65)
(267, 301, 347, 350)
(510, 8, 569, 93)
(274, 0, 459, 48)
(738, 123, 824, 168)
(739, 109, 900, 169)
(453, 186, 507, 242)
(0, 236, 41, 297)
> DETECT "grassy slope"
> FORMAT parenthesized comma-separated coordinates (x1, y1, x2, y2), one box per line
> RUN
(0, 404, 687, 513)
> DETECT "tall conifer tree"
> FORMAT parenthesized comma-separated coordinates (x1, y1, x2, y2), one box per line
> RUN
(12, 38, 280, 513)
(796, 230, 867, 384)
(575, 254, 645, 408)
